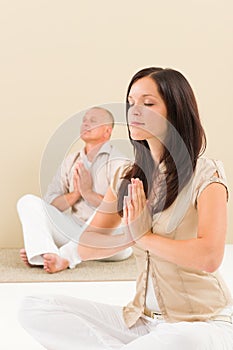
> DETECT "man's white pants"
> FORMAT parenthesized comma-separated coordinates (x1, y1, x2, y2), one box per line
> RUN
(17, 194, 132, 268)
(18, 294, 233, 349)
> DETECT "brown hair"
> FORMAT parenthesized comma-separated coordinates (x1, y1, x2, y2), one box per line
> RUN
(117, 67, 206, 215)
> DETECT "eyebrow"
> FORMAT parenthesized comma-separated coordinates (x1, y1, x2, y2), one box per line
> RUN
(128, 94, 158, 99)
(83, 116, 97, 120)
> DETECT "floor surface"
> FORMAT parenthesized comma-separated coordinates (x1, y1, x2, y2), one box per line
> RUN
(1, 245, 232, 350)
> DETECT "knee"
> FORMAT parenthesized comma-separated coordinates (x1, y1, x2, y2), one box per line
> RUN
(156, 322, 211, 350)
(18, 295, 38, 329)
(17, 194, 41, 214)
(104, 247, 133, 262)
(18, 295, 55, 329)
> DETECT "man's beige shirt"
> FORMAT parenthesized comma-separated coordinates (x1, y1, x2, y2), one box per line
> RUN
(44, 141, 130, 224)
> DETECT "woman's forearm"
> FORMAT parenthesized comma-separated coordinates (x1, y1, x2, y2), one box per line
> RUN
(78, 229, 134, 261)
(133, 181, 227, 273)
(137, 232, 224, 273)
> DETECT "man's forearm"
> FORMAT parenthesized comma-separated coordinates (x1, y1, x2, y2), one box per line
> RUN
(82, 191, 104, 208)
(51, 192, 81, 211)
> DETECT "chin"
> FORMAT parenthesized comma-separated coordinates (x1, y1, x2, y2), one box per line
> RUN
(81, 133, 92, 141)
(131, 135, 145, 141)
(129, 127, 139, 139)
(129, 130, 149, 141)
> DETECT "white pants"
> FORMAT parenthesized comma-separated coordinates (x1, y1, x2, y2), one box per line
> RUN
(17, 194, 132, 268)
(18, 294, 233, 350)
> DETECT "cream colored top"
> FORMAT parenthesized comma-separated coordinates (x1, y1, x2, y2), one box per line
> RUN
(111, 157, 232, 327)
(44, 141, 130, 223)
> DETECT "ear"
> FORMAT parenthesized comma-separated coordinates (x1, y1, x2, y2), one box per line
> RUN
(104, 126, 112, 139)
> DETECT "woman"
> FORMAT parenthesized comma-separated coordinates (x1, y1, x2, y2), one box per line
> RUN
(19, 67, 233, 349)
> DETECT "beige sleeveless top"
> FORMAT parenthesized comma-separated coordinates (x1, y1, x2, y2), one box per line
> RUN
(111, 157, 232, 327)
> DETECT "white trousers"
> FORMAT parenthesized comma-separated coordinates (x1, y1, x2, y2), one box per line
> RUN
(18, 294, 233, 350)
(17, 194, 132, 268)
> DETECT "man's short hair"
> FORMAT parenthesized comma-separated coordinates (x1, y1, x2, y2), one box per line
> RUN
(90, 106, 114, 128)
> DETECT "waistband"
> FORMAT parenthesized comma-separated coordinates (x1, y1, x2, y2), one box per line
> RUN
(210, 314, 233, 323)
(144, 307, 233, 324)
(144, 308, 163, 320)
(210, 305, 233, 324)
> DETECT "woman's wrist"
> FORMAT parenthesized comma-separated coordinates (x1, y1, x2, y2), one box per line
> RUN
(136, 230, 153, 248)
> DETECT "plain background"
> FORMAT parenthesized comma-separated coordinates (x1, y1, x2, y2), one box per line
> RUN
(0, 0, 232, 248)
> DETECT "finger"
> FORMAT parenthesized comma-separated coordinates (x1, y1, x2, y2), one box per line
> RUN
(126, 195, 134, 223)
(81, 167, 89, 179)
(123, 197, 135, 243)
(137, 179, 146, 207)
(76, 161, 85, 174)
(127, 184, 136, 216)
(122, 196, 128, 225)
(73, 169, 79, 179)
(135, 179, 143, 209)
(75, 161, 82, 168)
(131, 181, 139, 212)
(76, 163, 81, 175)
(73, 170, 79, 184)
(127, 184, 132, 200)
(139, 179, 146, 198)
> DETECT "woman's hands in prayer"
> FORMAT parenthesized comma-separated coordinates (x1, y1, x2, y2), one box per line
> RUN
(123, 178, 152, 242)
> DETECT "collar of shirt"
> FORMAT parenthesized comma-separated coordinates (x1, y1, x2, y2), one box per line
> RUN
(79, 141, 112, 169)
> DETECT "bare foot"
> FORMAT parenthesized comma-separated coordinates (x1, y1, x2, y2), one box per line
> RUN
(43, 253, 69, 273)
(20, 248, 32, 267)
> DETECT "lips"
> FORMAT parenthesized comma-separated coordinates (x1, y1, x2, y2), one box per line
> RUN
(81, 127, 91, 132)
(129, 121, 145, 126)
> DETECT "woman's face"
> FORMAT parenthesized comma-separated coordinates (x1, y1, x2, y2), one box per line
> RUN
(127, 77, 168, 141)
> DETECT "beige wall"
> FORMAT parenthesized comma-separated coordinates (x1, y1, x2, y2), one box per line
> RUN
(0, 0, 232, 248)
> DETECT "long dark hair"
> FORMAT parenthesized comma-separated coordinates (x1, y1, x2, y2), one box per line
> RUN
(117, 67, 206, 215)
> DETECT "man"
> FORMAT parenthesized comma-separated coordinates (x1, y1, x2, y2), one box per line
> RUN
(17, 107, 132, 273)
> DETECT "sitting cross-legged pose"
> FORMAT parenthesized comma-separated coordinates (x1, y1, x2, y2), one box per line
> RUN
(18, 67, 233, 349)
(17, 106, 132, 273)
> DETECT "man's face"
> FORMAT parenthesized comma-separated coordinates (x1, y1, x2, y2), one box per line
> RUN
(80, 108, 111, 143)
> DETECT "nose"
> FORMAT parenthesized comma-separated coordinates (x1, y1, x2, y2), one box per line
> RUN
(129, 104, 142, 116)
(82, 119, 90, 128)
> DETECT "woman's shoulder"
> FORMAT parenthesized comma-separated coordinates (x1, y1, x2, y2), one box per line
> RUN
(195, 156, 226, 178)
(196, 156, 220, 167)
(192, 156, 228, 205)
